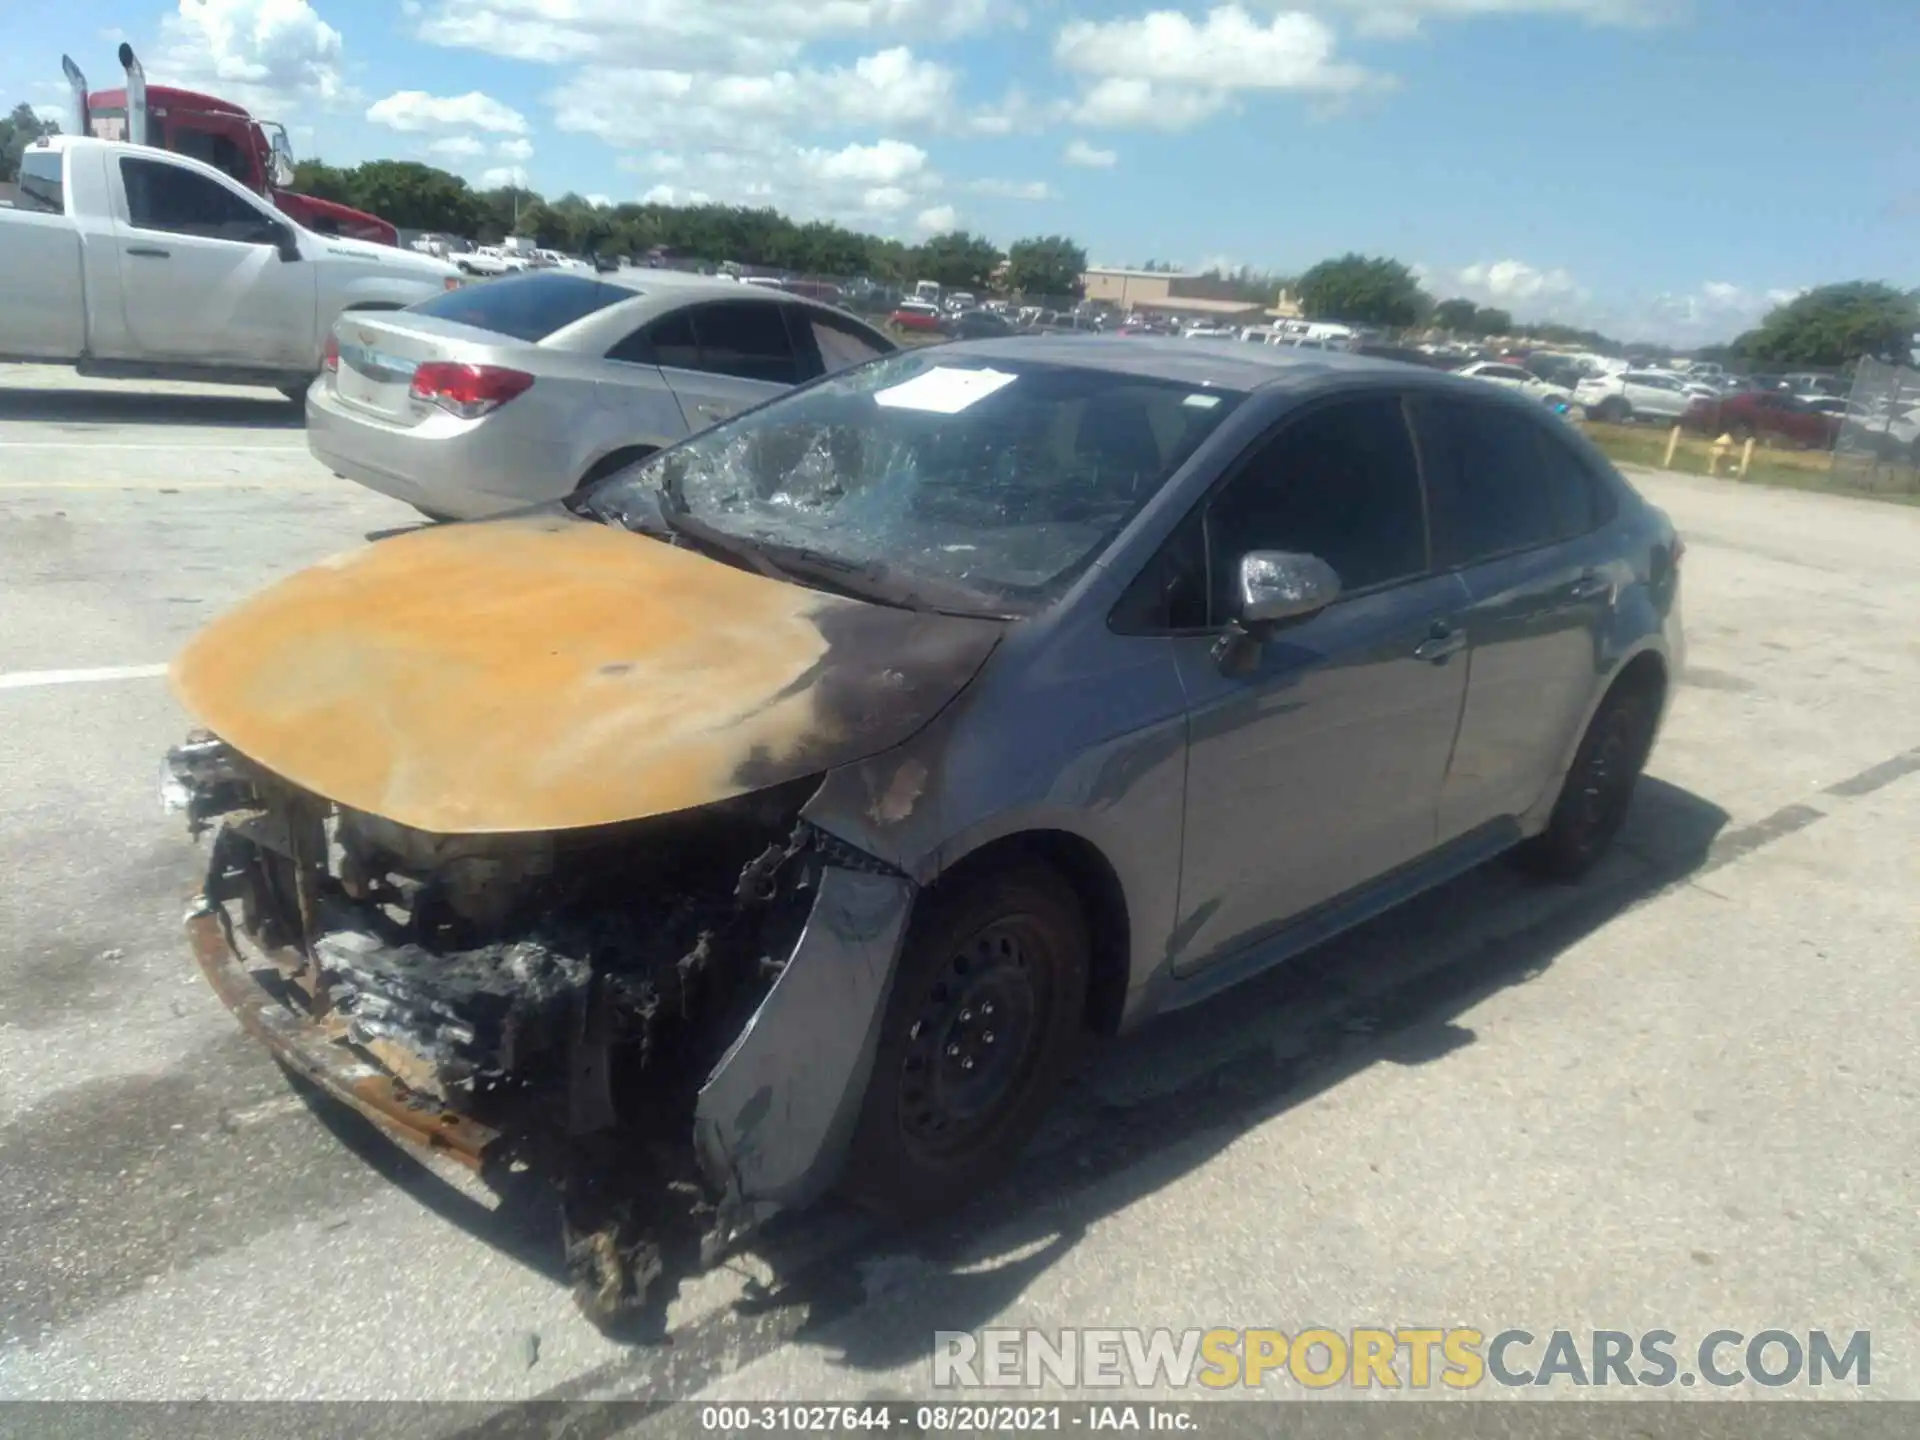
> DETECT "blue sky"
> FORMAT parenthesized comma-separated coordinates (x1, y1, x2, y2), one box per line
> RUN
(6, 0, 1917, 343)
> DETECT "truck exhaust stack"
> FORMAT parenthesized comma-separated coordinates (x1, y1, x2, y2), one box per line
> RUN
(62, 55, 89, 140)
(118, 42, 148, 148)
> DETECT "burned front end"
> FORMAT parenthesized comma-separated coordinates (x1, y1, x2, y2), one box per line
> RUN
(165, 731, 915, 1324)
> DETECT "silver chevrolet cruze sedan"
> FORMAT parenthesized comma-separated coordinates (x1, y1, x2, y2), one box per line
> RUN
(169, 336, 1683, 1317)
(304, 269, 896, 520)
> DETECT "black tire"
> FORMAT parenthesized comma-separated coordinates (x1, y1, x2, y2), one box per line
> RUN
(840, 863, 1089, 1219)
(279, 380, 313, 404)
(1595, 396, 1631, 424)
(1728, 420, 1755, 444)
(1513, 678, 1661, 882)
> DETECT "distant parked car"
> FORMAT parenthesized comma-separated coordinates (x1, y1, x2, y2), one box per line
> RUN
(307, 269, 895, 521)
(1573, 370, 1695, 423)
(939, 308, 1020, 340)
(889, 300, 944, 333)
(1456, 360, 1574, 408)
(1526, 354, 1591, 390)
(1680, 390, 1841, 449)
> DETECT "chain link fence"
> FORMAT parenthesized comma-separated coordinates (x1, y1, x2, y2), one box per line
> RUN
(1832, 358, 1920, 495)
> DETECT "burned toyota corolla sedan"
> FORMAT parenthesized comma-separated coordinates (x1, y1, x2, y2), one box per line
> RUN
(165, 337, 1683, 1324)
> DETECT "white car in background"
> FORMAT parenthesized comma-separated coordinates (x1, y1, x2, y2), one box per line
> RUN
(1182, 324, 1239, 340)
(1455, 360, 1574, 408)
(455, 245, 530, 277)
(1573, 369, 1696, 423)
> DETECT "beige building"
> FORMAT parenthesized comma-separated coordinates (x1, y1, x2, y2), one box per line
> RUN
(1080, 266, 1303, 326)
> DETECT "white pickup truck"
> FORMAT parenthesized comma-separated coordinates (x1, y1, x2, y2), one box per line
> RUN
(1, 134, 463, 399)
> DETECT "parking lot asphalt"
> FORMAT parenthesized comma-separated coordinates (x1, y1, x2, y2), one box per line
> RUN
(1, 365, 1915, 1410)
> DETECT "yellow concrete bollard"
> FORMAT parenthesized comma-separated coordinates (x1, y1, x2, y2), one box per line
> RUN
(1739, 437, 1755, 477)
(1708, 433, 1733, 476)
(1664, 426, 1681, 468)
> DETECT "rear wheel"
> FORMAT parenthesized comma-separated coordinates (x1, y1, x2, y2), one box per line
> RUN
(279, 380, 313, 404)
(1513, 676, 1661, 882)
(1595, 396, 1631, 424)
(840, 864, 1089, 1218)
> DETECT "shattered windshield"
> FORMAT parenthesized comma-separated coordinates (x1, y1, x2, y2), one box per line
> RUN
(588, 349, 1245, 612)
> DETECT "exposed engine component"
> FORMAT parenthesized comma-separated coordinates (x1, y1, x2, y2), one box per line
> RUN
(168, 733, 893, 1332)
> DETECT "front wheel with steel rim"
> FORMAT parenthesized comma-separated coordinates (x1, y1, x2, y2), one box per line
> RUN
(1513, 678, 1660, 882)
(840, 863, 1089, 1218)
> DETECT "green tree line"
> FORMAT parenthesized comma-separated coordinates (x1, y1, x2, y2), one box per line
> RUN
(290, 157, 1090, 296)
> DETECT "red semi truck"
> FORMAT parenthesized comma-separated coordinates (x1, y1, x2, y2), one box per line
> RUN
(62, 44, 399, 246)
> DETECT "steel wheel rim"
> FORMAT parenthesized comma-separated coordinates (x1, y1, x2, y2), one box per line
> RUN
(1573, 704, 1640, 853)
(897, 915, 1054, 1164)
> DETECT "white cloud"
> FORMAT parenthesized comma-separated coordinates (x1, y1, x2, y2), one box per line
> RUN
(1063, 138, 1118, 168)
(1452, 258, 1585, 307)
(1432, 258, 1802, 345)
(479, 165, 528, 187)
(549, 47, 958, 153)
(585, 193, 613, 207)
(158, 0, 345, 113)
(1332, 0, 1667, 40)
(916, 204, 959, 232)
(367, 89, 529, 134)
(642, 183, 714, 205)
(415, 0, 1011, 72)
(494, 136, 534, 162)
(1069, 77, 1227, 130)
(795, 139, 930, 186)
(1056, 6, 1374, 130)
(426, 134, 486, 159)
(862, 185, 914, 213)
(966, 178, 1057, 200)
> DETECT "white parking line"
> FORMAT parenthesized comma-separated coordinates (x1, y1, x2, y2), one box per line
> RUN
(0, 441, 308, 451)
(0, 663, 170, 690)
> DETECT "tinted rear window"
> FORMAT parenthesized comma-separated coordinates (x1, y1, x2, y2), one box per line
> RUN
(1413, 399, 1574, 564)
(409, 272, 627, 342)
(17, 150, 65, 214)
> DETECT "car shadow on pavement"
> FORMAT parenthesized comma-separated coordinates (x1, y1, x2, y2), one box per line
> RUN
(0, 387, 304, 429)
(303, 777, 1730, 1385)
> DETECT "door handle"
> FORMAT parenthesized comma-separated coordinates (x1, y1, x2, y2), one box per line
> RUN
(1413, 622, 1466, 663)
(1566, 572, 1614, 603)
(126, 245, 171, 259)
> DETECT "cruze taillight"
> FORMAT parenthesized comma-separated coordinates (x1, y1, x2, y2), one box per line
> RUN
(322, 332, 339, 373)
(407, 362, 534, 419)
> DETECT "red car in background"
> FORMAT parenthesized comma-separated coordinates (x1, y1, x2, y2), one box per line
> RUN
(1680, 389, 1842, 449)
(888, 300, 945, 333)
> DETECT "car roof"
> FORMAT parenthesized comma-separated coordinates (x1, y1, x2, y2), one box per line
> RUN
(539, 275, 892, 352)
(933, 333, 1448, 391)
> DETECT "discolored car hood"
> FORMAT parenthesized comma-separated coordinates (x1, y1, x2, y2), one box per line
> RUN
(170, 513, 1004, 834)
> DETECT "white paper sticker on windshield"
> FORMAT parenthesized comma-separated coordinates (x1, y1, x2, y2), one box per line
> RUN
(1183, 393, 1221, 408)
(873, 367, 1018, 414)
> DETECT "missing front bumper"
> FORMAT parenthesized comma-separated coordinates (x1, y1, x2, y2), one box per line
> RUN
(186, 902, 503, 1169)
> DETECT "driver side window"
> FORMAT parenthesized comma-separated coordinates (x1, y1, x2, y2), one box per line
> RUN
(120, 157, 278, 243)
(1202, 396, 1427, 620)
